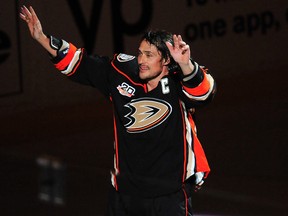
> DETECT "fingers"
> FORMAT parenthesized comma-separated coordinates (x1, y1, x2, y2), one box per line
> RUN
(20, 5, 31, 18)
(173, 35, 184, 47)
(173, 34, 190, 55)
(165, 40, 173, 53)
(29, 6, 39, 23)
(166, 34, 191, 66)
(19, 5, 34, 23)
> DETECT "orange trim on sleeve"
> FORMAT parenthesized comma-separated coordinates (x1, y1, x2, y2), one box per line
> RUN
(66, 48, 84, 77)
(182, 70, 210, 96)
(55, 43, 77, 71)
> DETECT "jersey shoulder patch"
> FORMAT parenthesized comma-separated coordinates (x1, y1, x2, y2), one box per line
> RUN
(117, 53, 135, 62)
(112, 53, 139, 79)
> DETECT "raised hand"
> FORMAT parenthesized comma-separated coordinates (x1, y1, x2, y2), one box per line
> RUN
(19, 5, 45, 41)
(166, 34, 195, 75)
(166, 35, 191, 65)
(19, 6, 56, 57)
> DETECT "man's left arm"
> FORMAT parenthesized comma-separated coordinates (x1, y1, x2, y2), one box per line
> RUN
(166, 34, 216, 104)
(181, 61, 216, 104)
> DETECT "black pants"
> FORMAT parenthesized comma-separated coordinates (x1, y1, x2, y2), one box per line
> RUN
(105, 184, 193, 216)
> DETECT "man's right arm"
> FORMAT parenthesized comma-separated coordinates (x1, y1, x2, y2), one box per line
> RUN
(20, 5, 111, 98)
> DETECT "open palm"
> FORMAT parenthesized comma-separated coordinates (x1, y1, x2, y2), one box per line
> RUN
(20, 6, 45, 40)
(166, 34, 191, 65)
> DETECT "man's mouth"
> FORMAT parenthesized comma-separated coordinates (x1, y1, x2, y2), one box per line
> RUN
(139, 65, 149, 71)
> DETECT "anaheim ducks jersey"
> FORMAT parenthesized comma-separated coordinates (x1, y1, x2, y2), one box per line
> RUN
(52, 42, 216, 197)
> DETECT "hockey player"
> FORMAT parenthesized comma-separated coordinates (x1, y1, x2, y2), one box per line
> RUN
(20, 5, 216, 216)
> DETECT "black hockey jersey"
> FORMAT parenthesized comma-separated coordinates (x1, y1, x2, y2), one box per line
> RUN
(53, 43, 216, 197)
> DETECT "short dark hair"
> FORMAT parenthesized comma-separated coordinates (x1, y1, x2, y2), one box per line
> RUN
(141, 30, 174, 62)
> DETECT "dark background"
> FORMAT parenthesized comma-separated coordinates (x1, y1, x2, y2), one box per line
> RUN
(1, 0, 287, 215)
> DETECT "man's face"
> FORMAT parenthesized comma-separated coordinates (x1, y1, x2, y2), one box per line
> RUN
(137, 40, 166, 81)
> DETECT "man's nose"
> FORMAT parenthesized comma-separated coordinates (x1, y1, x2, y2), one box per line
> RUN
(138, 55, 144, 64)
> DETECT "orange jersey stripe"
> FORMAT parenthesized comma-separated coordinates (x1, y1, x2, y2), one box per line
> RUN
(67, 48, 84, 77)
(189, 115, 210, 176)
(182, 69, 210, 96)
(55, 43, 77, 71)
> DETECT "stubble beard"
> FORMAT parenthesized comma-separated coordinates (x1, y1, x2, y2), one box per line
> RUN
(139, 67, 163, 82)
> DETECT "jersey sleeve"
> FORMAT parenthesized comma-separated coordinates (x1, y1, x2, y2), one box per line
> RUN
(181, 61, 216, 105)
(51, 40, 111, 98)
